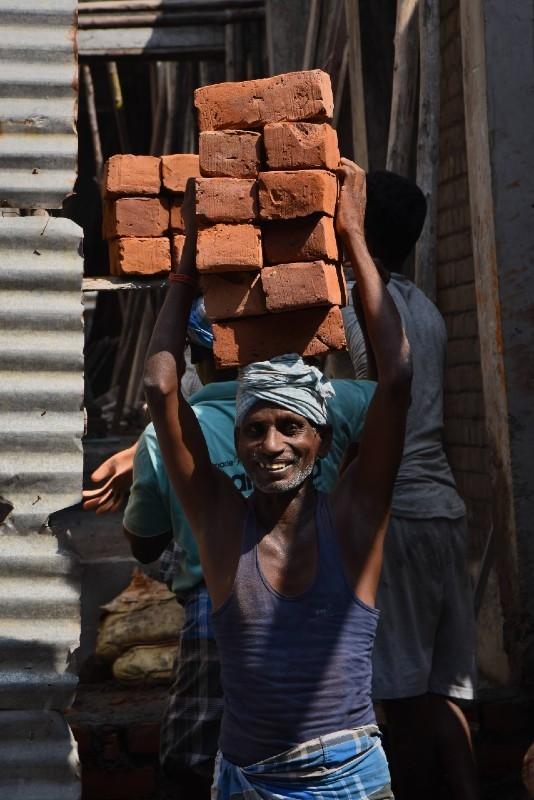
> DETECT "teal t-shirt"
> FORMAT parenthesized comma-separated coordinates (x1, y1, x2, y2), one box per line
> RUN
(123, 379, 376, 593)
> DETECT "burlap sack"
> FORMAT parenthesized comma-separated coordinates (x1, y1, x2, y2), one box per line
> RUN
(112, 643, 178, 685)
(96, 569, 184, 663)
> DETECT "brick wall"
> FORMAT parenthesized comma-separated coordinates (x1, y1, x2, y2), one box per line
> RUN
(437, 0, 492, 560)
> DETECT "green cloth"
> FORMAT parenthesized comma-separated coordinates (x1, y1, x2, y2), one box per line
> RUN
(123, 379, 376, 594)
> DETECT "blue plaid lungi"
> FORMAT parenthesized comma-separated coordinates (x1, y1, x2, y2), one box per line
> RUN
(212, 725, 393, 799)
(160, 583, 223, 778)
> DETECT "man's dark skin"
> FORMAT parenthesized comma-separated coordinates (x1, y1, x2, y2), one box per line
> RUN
(143, 159, 411, 684)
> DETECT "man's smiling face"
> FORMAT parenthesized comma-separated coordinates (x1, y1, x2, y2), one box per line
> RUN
(235, 402, 331, 494)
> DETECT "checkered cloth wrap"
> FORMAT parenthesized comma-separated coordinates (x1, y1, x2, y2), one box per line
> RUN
(160, 583, 223, 777)
(159, 540, 180, 588)
(212, 725, 393, 799)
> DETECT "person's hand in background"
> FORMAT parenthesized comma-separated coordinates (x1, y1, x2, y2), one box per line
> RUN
(82, 442, 137, 514)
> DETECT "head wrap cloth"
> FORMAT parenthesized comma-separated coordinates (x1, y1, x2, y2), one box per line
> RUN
(235, 354, 335, 428)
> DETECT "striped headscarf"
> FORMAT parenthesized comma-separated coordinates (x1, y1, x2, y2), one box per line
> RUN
(235, 353, 335, 427)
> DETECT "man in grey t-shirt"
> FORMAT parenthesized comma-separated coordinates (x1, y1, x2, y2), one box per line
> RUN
(343, 172, 477, 800)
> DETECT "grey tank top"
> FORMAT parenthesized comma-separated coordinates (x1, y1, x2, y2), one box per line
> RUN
(211, 492, 379, 767)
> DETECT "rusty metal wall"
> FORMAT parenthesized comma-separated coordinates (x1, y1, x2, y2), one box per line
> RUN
(0, 0, 78, 209)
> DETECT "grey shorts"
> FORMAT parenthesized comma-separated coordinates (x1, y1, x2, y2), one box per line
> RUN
(372, 515, 476, 701)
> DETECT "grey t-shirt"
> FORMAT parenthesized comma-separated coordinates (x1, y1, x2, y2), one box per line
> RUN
(343, 273, 465, 519)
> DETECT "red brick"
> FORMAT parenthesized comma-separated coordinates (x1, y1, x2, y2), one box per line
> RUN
(195, 177, 257, 223)
(202, 271, 266, 320)
(171, 234, 186, 269)
(109, 237, 171, 277)
(261, 261, 344, 312)
(262, 215, 338, 264)
(161, 154, 200, 193)
(199, 130, 262, 177)
(258, 170, 337, 220)
(102, 197, 169, 240)
(82, 766, 156, 800)
(126, 722, 160, 756)
(194, 69, 334, 131)
(196, 223, 262, 272)
(103, 155, 161, 197)
(213, 305, 346, 367)
(264, 122, 339, 170)
(169, 198, 185, 232)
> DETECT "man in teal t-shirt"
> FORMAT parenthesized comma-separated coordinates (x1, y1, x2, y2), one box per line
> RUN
(123, 373, 375, 798)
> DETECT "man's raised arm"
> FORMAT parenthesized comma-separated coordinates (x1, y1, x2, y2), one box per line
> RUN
(333, 160, 412, 601)
(143, 184, 221, 543)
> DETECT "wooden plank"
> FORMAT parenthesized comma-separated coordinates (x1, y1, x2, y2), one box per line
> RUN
(83, 276, 169, 291)
(344, 0, 368, 169)
(386, 0, 419, 175)
(414, 0, 439, 302)
(78, 9, 265, 28)
(79, 0, 263, 12)
(78, 24, 225, 59)
(459, 0, 521, 675)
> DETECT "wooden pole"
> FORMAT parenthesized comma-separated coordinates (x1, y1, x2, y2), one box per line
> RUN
(414, 0, 439, 301)
(224, 22, 236, 80)
(162, 62, 178, 154)
(149, 61, 167, 155)
(81, 64, 104, 182)
(106, 61, 131, 153)
(302, 0, 321, 70)
(459, 0, 520, 674)
(386, 0, 419, 175)
(344, 0, 368, 169)
(333, 41, 349, 127)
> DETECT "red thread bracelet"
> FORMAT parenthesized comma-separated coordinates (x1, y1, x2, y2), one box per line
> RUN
(168, 272, 197, 287)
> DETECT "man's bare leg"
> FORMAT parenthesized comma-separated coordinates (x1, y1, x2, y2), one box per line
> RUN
(429, 694, 478, 800)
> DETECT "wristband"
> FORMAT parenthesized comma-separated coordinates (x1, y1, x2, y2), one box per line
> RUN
(168, 272, 197, 287)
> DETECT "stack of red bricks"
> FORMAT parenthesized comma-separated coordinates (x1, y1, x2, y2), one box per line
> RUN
(194, 69, 347, 368)
(102, 153, 200, 277)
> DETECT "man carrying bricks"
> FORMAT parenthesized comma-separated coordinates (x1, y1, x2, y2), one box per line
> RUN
(85, 306, 376, 799)
(342, 171, 478, 800)
(143, 161, 411, 798)
(87, 317, 375, 798)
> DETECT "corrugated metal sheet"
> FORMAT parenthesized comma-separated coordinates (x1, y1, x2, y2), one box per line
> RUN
(0, 1, 78, 208)
(0, 711, 80, 800)
(0, 216, 83, 798)
(0, 217, 84, 533)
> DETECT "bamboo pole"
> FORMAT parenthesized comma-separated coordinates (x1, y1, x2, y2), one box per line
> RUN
(386, 0, 419, 175)
(344, 0, 368, 169)
(414, 0, 440, 301)
(81, 64, 104, 182)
